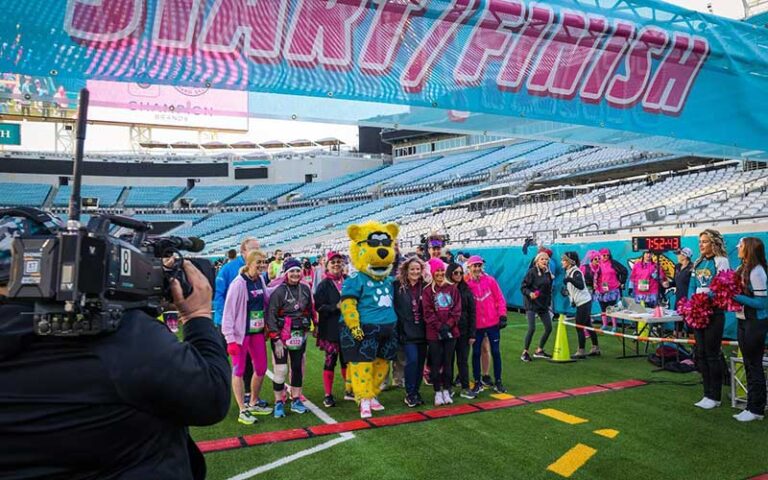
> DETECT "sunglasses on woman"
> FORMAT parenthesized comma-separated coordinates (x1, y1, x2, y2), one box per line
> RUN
(452, 270, 463, 276)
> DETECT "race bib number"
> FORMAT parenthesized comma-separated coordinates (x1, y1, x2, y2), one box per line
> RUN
(602, 282, 610, 292)
(285, 329, 305, 351)
(638, 280, 650, 292)
(248, 311, 265, 334)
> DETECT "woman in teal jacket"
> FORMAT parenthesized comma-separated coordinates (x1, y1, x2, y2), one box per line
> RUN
(733, 237, 768, 422)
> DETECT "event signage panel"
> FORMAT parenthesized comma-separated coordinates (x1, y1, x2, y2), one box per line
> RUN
(0, 124, 21, 145)
(0, 0, 765, 155)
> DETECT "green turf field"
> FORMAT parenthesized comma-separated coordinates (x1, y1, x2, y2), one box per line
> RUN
(194, 313, 768, 480)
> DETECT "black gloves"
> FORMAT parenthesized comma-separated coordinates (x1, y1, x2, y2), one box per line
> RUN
(498, 316, 508, 329)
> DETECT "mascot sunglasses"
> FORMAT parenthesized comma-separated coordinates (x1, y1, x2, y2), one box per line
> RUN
(356, 238, 393, 247)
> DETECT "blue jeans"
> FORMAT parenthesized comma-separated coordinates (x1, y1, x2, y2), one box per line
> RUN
(473, 326, 502, 384)
(403, 343, 427, 396)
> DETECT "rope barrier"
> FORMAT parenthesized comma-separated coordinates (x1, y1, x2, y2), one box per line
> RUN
(562, 319, 739, 347)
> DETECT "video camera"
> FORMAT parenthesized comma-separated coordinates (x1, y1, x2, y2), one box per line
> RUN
(0, 88, 214, 337)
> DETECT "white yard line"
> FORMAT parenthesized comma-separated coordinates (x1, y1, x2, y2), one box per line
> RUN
(226, 434, 355, 480)
(225, 369, 355, 479)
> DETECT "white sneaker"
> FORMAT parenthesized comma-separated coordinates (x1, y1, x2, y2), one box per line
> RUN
(360, 399, 372, 419)
(434, 392, 444, 406)
(370, 397, 385, 411)
(442, 390, 453, 405)
(733, 410, 765, 422)
(694, 397, 721, 410)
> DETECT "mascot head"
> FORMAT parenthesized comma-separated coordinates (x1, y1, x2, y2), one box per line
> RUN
(347, 221, 399, 280)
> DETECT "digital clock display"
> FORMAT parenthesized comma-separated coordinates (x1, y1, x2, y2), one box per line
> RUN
(632, 236, 681, 252)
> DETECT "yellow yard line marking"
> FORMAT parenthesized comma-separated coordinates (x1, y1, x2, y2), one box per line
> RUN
(547, 443, 597, 478)
(536, 408, 589, 425)
(593, 429, 619, 439)
(491, 393, 516, 400)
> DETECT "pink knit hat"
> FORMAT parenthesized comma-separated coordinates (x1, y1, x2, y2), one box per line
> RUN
(599, 248, 610, 256)
(466, 255, 484, 266)
(427, 258, 447, 273)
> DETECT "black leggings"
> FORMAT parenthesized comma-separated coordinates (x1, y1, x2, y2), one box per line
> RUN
(454, 336, 471, 389)
(428, 338, 457, 392)
(323, 350, 347, 372)
(738, 317, 768, 414)
(575, 301, 598, 349)
(271, 339, 306, 392)
(694, 311, 725, 402)
(524, 310, 552, 350)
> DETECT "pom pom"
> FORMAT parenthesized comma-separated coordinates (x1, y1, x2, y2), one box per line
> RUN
(709, 269, 743, 312)
(677, 293, 713, 329)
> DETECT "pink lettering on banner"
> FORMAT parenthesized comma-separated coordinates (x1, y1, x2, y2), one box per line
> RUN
(642, 33, 710, 115)
(199, 0, 289, 62)
(454, 0, 526, 86)
(64, 0, 145, 42)
(580, 20, 635, 103)
(605, 26, 669, 109)
(284, 0, 367, 70)
(401, 0, 480, 93)
(496, 3, 555, 92)
(359, 0, 427, 75)
(526, 11, 608, 99)
(153, 0, 201, 51)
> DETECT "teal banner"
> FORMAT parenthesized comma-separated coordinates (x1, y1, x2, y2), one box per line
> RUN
(0, 1, 766, 159)
(0, 124, 20, 145)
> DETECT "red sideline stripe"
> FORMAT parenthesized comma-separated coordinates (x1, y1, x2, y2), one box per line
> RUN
(422, 404, 480, 419)
(197, 437, 242, 453)
(308, 420, 371, 436)
(600, 379, 647, 390)
(519, 391, 571, 403)
(748, 474, 768, 480)
(368, 412, 428, 427)
(199, 379, 649, 454)
(474, 398, 527, 410)
(242, 428, 309, 446)
(562, 385, 610, 396)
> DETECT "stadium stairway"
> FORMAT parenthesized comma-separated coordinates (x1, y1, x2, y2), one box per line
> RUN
(42, 185, 58, 209)
(115, 188, 131, 209)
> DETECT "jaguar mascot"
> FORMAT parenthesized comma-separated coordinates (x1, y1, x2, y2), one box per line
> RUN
(339, 221, 400, 419)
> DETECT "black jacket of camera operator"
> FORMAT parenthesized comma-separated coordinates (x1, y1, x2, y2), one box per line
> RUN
(0, 302, 231, 480)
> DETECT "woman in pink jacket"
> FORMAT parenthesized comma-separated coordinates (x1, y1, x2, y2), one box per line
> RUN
(222, 250, 273, 425)
(630, 251, 666, 307)
(597, 248, 628, 330)
(465, 256, 508, 395)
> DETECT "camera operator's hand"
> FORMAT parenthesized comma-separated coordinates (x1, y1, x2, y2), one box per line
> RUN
(170, 260, 212, 324)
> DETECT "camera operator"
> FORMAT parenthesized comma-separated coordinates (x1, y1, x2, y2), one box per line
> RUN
(0, 231, 231, 480)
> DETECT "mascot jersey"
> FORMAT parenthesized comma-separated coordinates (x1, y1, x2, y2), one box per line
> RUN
(341, 273, 396, 325)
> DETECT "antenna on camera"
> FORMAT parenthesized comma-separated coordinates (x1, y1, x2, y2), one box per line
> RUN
(68, 88, 90, 231)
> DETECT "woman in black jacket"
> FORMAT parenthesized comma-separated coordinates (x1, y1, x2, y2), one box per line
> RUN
(446, 262, 477, 399)
(520, 252, 554, 362)
(394, 255, 428, 408)
(313, 252, 351, 408)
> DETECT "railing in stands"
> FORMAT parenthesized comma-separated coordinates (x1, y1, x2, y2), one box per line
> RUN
(619, 206, 667, 228)
(568, 223, 599, 234)
(742, 174, 768, 196)
(685, 189, 728, 210)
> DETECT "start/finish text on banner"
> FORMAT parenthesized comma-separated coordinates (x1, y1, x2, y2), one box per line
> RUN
(63, 0, 708, 117)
